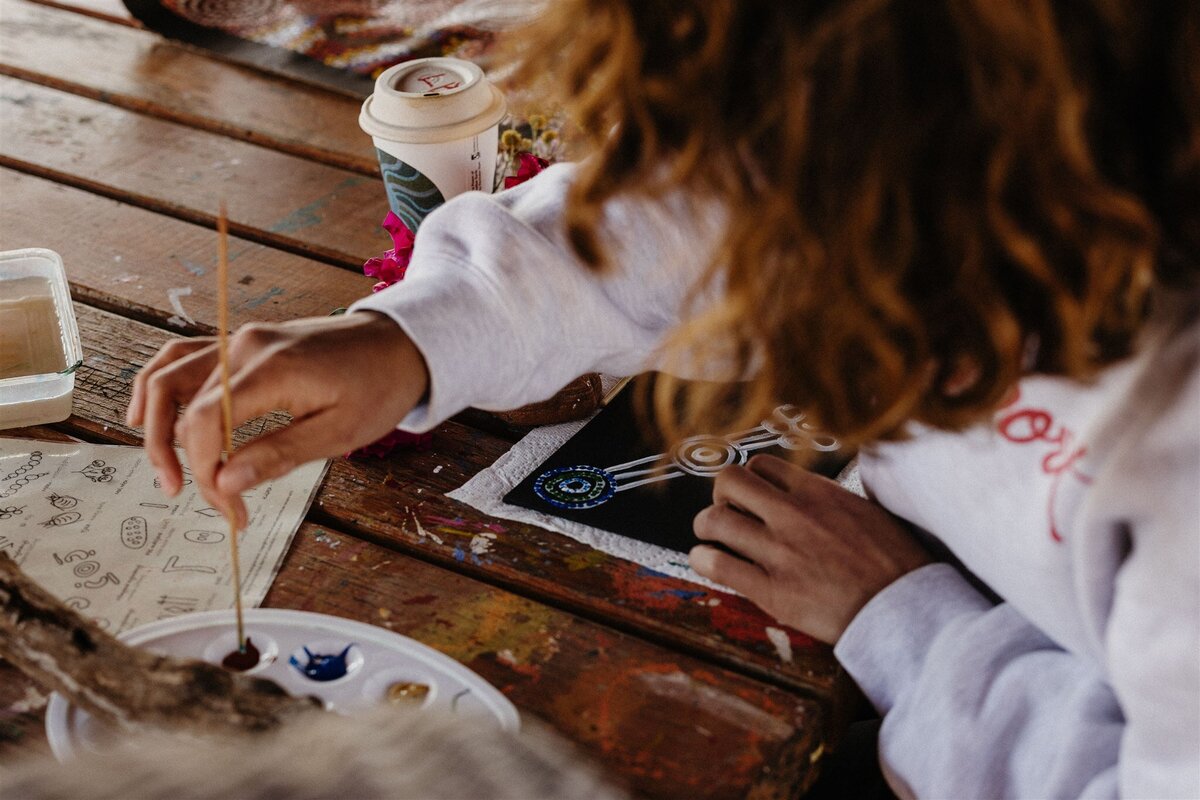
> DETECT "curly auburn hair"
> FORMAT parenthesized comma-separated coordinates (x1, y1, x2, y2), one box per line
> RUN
(509, 0, 1199, 447)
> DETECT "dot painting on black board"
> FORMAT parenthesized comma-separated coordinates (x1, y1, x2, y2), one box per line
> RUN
(505, 380, 851, 556)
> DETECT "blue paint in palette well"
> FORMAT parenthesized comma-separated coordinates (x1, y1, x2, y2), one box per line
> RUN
(289, 644, 355, 681)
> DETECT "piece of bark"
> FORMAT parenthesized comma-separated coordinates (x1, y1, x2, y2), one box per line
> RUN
(495, 373, 605, 427)
(0, 553, 320, 735)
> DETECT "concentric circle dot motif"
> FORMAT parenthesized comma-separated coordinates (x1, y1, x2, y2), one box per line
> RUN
(672, 435, 744, 476)
(533, 465, 618, 509)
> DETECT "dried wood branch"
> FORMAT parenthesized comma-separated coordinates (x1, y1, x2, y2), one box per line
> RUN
(496, 373, 605, 427)
(0, 553, 319, 735)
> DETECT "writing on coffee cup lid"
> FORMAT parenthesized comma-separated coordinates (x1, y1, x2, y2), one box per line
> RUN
(360, 57, 507, 144)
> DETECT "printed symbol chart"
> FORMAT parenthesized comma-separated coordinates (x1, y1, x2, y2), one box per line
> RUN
(0, 439, 326, 634)
(505, 386, 849, 555)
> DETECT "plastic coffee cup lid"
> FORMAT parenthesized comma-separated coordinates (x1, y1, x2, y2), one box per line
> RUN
(360, 57, 507, 144)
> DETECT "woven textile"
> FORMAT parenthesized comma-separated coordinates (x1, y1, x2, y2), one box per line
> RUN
(145, 0, 541, 78)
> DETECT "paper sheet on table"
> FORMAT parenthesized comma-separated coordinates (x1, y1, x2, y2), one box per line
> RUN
(0, 438, 326, 634)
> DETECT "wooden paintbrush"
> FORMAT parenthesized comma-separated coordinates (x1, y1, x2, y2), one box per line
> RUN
(216, 202, 246, 653)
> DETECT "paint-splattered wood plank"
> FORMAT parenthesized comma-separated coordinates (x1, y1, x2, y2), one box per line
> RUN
(265, 523, 826, 799)
(0, 0, 377, 174)
(0, 77, 391, 269)
(57, 302, 852, 716)
(311, 461, 849, 709)
(0, 168, 376, 334)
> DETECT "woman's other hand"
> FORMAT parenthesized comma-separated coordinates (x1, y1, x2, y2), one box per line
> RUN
(126, 312, 427, 528)
(691, 454, 932, 644)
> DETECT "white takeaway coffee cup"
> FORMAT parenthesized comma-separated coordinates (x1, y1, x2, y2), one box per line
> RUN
(360, 57, 507, 231)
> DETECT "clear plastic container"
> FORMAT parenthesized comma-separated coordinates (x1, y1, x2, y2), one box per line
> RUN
(0, 248, 82, 429)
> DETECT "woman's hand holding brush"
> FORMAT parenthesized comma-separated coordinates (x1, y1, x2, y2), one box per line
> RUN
(127, 312, 428, 528)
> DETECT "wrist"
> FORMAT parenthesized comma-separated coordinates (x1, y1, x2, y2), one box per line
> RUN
(359, 311, 430, 411)
(838, 550, 936, 642)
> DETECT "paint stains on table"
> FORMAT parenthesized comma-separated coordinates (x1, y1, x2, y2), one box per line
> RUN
(165, 285, 195, 327)
(268, 176, 371, 234)
(312, 529, 341, 549)
(407, 591, 560, 680)
(241, 285, 284, 310)
(764, 627, 794, 665)
(565, 548, 610, 571)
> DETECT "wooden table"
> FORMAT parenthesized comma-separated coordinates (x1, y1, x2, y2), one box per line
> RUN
(0, 2, 853, 796)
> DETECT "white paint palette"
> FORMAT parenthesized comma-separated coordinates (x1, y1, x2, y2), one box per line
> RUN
(45, 608, 520, 761)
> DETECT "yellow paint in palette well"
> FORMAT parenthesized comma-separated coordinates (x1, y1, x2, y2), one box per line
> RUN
(0, 277, 66, 380)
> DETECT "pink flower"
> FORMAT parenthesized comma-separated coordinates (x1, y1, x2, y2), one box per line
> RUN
(348, 428, 434, 459)
(362, 211, 415, 292)
(504, 152, 550, 189)
(382, 210, 416, 251)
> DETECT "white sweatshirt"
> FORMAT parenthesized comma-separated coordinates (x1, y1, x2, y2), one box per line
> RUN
(351, 164, 1200, 799)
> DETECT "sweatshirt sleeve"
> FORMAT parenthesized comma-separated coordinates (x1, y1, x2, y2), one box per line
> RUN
(349, 162, 717, 432)
(835, 338, 1200, 799)
(835, 565, 1128, 798)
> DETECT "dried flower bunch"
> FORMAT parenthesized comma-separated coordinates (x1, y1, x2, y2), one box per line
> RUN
(495, 113, 559, 191)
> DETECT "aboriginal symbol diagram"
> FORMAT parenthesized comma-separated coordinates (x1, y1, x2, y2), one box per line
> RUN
(75, 459, 117, 483)
(533, 405, 840, 510)
(1, 451, 46, 500)
(48, 494, 79, 510)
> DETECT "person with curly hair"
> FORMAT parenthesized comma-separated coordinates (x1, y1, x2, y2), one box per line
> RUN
(130, 1, 1199, 796)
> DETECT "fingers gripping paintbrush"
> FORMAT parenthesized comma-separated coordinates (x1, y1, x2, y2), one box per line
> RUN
(216, 203, 247, 654)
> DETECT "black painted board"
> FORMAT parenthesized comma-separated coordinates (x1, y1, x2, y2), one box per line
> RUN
(504, 383, 849, 555)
